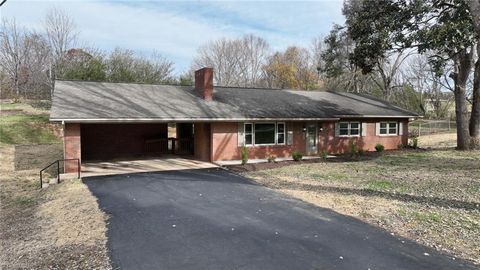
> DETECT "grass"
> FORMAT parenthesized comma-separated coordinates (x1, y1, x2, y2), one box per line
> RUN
(245, 134, 480, 264)
(0, 101, 111, 268)
(0, 103, 61, 146)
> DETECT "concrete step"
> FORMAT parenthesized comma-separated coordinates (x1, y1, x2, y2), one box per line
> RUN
(60, 172, 81, 180)
(42, 183, 49, 189)
(49, 178, 58, 184)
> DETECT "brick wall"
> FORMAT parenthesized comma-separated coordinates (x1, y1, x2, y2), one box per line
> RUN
(210, 122, 306, 161)
(210, 120, 408, 161)
(318, 120, 408, 154)
(64, 123, 81, 173)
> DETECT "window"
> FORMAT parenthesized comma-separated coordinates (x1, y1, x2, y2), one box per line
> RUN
(277, 123, 285, 145)
(338, 122, 361, 137)
(244, 123, 253, 146)
(243, 122, 286, 146)
(379, 122, 397, 135)
(254, 123, 276, 145)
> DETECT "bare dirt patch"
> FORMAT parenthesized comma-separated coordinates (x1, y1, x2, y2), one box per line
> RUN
(0, 145, 111, 269)
(14, 144, 63, 171)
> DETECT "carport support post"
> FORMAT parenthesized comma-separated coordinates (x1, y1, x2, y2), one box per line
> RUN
(64, 123, 81, 173)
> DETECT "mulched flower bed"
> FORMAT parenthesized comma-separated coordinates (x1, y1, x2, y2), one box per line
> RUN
(225, 148, 423, 173)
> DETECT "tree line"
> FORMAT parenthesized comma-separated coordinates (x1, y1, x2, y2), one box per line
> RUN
(0, 8, 174, 100)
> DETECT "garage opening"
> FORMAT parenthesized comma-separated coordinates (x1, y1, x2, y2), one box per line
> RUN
(81, 123, 195, 161)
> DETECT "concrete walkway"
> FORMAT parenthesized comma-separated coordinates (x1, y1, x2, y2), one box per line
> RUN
(81, 156, 216, 177)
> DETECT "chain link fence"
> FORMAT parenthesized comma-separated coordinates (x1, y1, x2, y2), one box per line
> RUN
(409, 120, 457, 136)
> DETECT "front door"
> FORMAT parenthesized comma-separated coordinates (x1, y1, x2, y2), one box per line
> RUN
(305, 123, 318, 155)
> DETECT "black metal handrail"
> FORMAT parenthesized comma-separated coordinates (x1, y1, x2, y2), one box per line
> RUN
(39, 159, 80, 188)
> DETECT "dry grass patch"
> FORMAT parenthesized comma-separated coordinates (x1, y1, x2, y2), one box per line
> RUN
(245, 149, 480, 264)
(0, 145, 111, 269)
(418, 133, 456, 149)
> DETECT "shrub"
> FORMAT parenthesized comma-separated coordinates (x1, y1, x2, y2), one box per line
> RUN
(292, 151, 303, 161)
(410, 137, 418, 149)
(319, 150, 328, 161)
(349, 141, 359, 157)
(241, 146, 249, 165)
(267, 155, 276, 163)
(358, 148, 365, 156)
(375, 143, 385, 152)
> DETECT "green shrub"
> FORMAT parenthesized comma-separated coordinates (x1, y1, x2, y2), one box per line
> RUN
(319, 150, 328, 161)
(241, 146, 249, 165)
(267, 155, 276, 163)
(410, 137, 418, 149)
(292, 151, 303, 161)
(358, 148, 365, 156)
(375, 143, 385, 152)
(349, 141, 359, 157)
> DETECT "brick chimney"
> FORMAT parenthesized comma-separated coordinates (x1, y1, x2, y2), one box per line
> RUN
(195, 67, 213, 101)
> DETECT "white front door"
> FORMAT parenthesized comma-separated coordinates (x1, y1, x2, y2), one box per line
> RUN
(305, 123, 318, 155)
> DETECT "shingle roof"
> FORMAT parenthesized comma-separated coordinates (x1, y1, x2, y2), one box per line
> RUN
(50, 80, 417, 122)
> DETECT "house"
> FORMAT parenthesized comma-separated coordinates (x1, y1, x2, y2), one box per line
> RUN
(50, 67, 417, 172)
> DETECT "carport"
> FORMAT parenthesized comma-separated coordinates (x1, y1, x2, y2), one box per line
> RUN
(80, 123, 195, 161)
(59, 121, 213, 176)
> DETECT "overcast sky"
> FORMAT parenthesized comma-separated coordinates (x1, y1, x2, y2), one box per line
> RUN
(1, 0, 345, 74)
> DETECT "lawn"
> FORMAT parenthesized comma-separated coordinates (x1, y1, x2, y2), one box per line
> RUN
(0, 101, 61, 146)
(245, 136, 480, 264)
(0, 101, 111, 268)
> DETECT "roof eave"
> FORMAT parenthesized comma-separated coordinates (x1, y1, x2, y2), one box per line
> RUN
(49, 117, 341, 123)
(335, 115, 418, 119)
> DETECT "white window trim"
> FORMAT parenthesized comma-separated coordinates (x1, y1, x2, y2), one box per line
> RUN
(378, 122, 398, 136)
(244, 123, 253, 146)
(276, 122, 286, 145)
(338, 121, 361, 137)
(243, 122, 286, 147)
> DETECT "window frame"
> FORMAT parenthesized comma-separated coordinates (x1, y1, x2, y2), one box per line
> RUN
(243, 122, 286, 147)
(253, 122, 277, 146)
(244, 123, 253, 146)
(378, 121, 398, 136)
(276, 122, 286, 145)
(338, 121, 361, 137)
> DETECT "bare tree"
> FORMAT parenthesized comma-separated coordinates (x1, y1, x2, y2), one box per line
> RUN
(0, 19, 30, 97)
(44, 7, 78, 62)
(44, 7, 78, 93)
(23, 32, 51, 98)
(372, 50, 413, 101)
(192, 34, 270, 87)
(106, 48, 173, 83)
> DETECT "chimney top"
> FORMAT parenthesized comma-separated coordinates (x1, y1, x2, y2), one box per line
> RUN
(195, 67, 213, 101)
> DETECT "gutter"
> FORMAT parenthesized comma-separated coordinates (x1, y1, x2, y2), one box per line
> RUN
(50, 117, 341, 123)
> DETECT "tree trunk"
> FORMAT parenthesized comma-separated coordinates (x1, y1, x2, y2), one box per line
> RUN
(453, 49, 473, 150)
(470, 43, 480, 149)
(467, 0, 480, 149)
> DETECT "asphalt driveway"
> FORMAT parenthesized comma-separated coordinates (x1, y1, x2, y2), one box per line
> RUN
(84, 168, 477, 270)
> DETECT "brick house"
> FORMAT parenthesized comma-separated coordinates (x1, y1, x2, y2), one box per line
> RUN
(50, 67, 417, 172)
